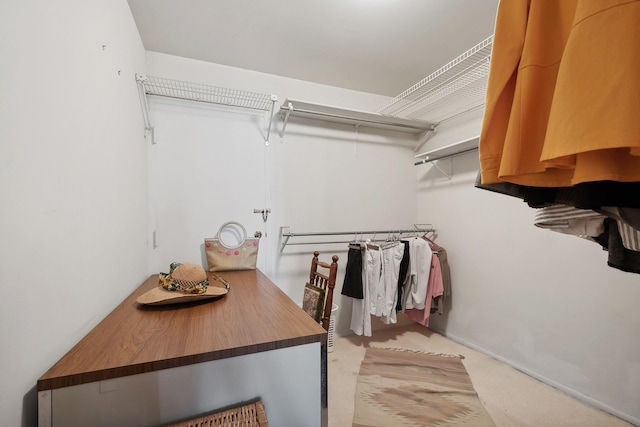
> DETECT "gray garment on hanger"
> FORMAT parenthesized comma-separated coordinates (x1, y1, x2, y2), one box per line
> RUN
(599, 219, 640, 274)
(431, 248, 451, 315)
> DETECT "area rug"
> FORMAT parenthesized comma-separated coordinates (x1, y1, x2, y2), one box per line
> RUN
(352, 347, 495, 426)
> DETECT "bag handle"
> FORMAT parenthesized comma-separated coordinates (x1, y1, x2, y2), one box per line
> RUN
(215, 221, 247, 250)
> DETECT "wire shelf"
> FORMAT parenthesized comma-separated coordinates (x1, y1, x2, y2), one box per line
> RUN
(138, 75, 275, 111)
(135, 74, 278, 143)
(378, 35, 493, 123)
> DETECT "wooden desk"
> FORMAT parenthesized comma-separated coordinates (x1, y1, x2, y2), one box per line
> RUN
(38, 269, 327, 426)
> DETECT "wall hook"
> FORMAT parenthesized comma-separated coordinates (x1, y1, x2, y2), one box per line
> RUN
(254, 208, 271, 222)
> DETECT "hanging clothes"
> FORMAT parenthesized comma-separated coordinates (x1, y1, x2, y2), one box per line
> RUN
(478, 0, 640, 274)
(395, 240, 411, 312)
(596, 219, 640, 274)
(479, 0, 640, 188)
(403, 237, 432, 310)
(349, 242, 380, 337)
(533, 204, 606, 240)
(341, 244, 364, 299)
(431, 248, 451, 315)
(425, 239, 450, 316)
(405, 250, 444, 327)
(346, 235, 451, 333)
(378, 241, 405, 325)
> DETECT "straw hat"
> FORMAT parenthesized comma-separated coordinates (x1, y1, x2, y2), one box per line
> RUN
(136, 262, 229, 306)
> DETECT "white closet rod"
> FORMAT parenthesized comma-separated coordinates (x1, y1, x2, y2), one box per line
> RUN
(414, 146, 478, 165)
(280, 103, 436, 132)
(278, 98, 437, 141)
(280, 225, 435, 251)
(414, 136, 479, 167)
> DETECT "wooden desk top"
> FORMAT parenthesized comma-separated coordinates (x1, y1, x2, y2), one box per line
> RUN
(38, 269, 326, 391)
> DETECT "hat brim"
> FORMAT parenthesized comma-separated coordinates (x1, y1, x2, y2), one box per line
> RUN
(136, 284, 229, 306)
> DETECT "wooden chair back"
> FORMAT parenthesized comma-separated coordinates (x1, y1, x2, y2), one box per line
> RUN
(309, 251, 339, 331)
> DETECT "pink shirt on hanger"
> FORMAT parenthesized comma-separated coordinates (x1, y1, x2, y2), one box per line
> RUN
(405, 251, 444, 327)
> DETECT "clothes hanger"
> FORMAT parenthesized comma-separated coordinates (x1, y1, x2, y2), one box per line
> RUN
(421, 231, 440, 249)
(349, 232, 364, 250)
(380, 230, 401, 249)
(365, 233, 379, 250)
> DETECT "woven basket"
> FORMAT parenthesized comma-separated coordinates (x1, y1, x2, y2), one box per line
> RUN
(166, 400, 269, 427)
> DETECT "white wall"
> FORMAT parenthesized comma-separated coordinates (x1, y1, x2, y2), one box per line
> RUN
(0, 1, 148, 426)
(419, 111, 640, 424)
(145, 53, 640, 424)
(144, 52, 422, 337)
(3, 3, 638, 425)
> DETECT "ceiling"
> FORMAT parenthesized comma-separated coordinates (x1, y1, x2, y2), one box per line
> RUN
(127, 0, 499, 97)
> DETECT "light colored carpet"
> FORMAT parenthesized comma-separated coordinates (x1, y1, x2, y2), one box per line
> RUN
(352, 347, 495, 426)
(328, 318, 634, 427)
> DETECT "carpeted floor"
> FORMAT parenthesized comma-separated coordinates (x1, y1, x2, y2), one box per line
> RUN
(328, 319, 634, 427)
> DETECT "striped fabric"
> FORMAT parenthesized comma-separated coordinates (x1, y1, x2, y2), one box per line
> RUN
(618, 222, 640, 251)
(534, 204, 640, 251)
(533, 204, 606, 238)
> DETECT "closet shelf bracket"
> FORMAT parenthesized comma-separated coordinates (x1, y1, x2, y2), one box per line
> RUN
(414, 128, 436, 153)
(135, 74, 278, 145)
(136, 74, 156, 144)
(431, 160, 453, 180)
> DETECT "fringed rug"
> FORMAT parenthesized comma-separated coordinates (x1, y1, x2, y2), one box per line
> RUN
(352, 347, 495, 427)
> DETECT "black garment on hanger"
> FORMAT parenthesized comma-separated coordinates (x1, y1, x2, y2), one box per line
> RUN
(595, 219, 640, 274)
(475, 172, 640, 209)
(395, 240, 410, 312)
(341, 246, 364, 299)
